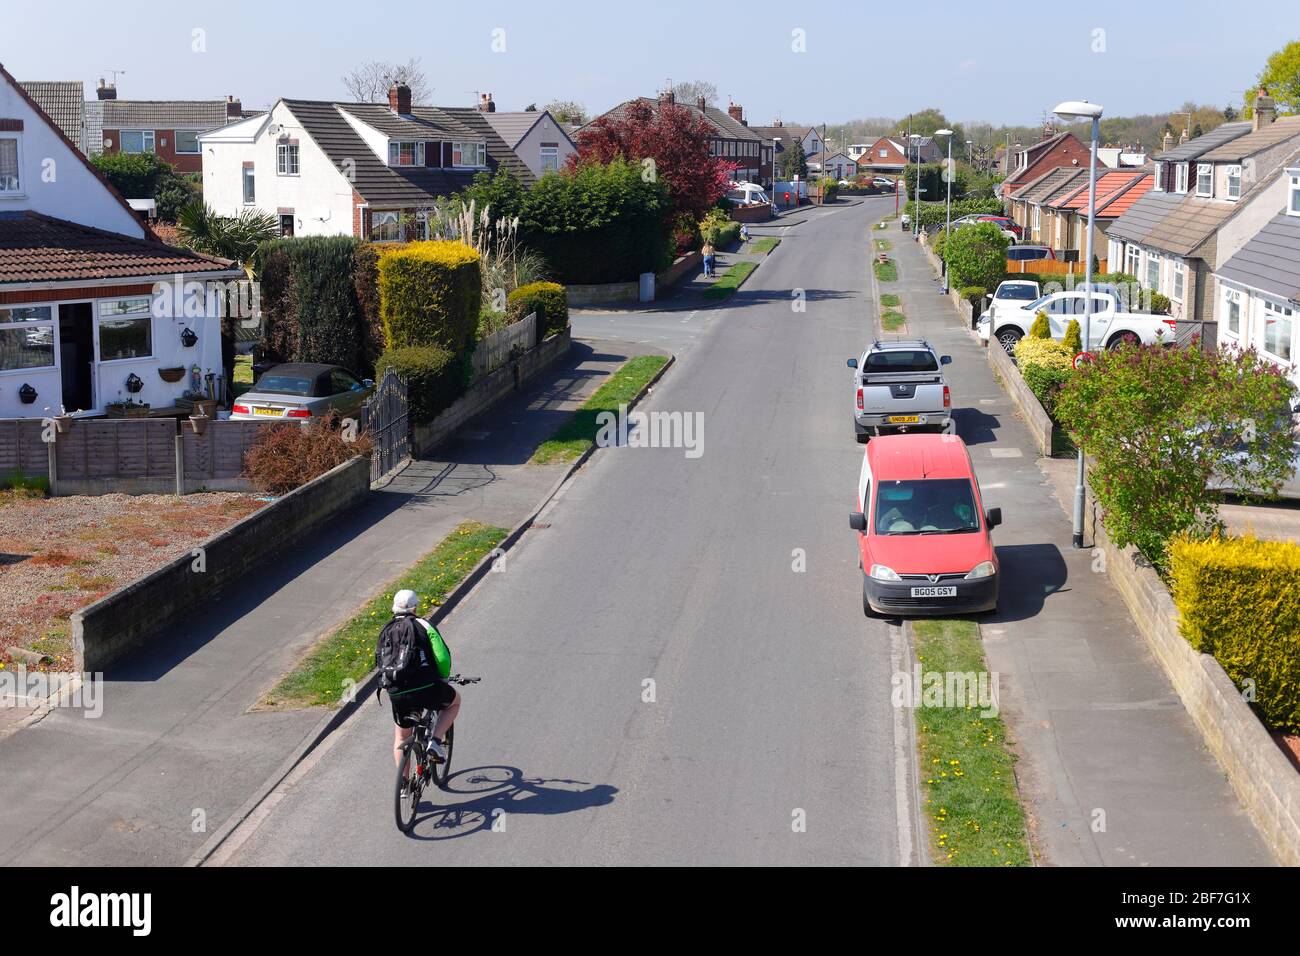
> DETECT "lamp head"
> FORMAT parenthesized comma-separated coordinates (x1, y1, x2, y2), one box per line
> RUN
(934, 128, 953, 137)
(1053, 100, 1103, 122)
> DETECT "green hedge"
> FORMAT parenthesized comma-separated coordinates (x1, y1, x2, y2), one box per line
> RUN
(508, 281, 568, 338)
(375, 345, 466, 425)
(253, 236, 367, 372)
(1170, 534, 1300, 733)
(378, 240, 482, 353)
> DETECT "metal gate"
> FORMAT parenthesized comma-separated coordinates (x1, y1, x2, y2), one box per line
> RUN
(361, 369, 410, 481)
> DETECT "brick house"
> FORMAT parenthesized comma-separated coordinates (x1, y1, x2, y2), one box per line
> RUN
(86, 79, 245, 174)
(998, 131, 1092, 200)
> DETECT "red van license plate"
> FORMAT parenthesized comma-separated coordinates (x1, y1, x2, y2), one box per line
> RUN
(910, 586, 956, 598)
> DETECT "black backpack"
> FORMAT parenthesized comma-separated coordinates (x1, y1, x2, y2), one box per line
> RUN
(375, 614, 436, 699)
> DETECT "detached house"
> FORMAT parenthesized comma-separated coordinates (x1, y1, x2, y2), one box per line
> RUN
(855, 135, 941, 177)
(1108, 92, 1300, 343)
(0, 63, 242, 419)
(199, 83, 534, 243)
(475, 95, 577, 179)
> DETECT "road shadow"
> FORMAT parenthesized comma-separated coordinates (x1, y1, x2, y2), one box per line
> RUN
(986, 542, 1070, 624)
(953, 407, 1001, 446)
(405, 765, 618, 841)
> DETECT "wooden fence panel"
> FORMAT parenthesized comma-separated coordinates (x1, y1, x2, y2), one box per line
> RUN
(182, 420, 271, 481)
(471, 312, 537, 379)
(54, 420, 174, 479)
(0, 419, 50, 479)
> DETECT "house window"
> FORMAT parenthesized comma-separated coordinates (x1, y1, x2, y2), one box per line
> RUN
(0, 137, 19, 192)
(1126, 244, 1141, 277)
(388, 141, 423, 167)
(1196, 164, 1213, 197)
(1145, 252, 1161, 291)
(1031, 205, 1041, 238)
(450, 141, 486, 167)
(175, 130, 200, 154)
(370, 211, 401, 242)
(879, 148, 887, 158)
(277, 143, 300, 175)
(1152, 162, 1164, 192)
(1289, 174, 1300, 217)
(539, 145, 559, 173)
(120, 130, 155, 154)
(1226, 166, 1241, 201)
(0, 305, 55, 372)
(1174, 163, 1189, 194)
(1172, 260, 1185, 302)
(242, 166, 255, 204)
(279, 214, 294, 237)
(97, 298, 153, 362)
(1263, 298, 1294, 361)
(1223, 288, 1242, 337)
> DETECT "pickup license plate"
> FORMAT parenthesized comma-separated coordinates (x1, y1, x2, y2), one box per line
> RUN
(253, 406, 283, 417)
(888, 415, 920, 424)
(910, 586, 956, 598)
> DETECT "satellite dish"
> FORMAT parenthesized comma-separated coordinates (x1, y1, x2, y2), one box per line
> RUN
(267, 123, 283, 136)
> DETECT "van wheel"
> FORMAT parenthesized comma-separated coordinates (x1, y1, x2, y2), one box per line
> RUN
(862, 575, 879, 618)
(995, 328, 1022, 354)
(855, 425, 869, 444)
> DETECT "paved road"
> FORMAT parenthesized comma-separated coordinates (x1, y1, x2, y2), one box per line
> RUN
(225, 197, 915, 866)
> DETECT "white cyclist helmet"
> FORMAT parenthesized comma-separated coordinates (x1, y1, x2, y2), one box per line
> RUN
(392, 589, 419, 614)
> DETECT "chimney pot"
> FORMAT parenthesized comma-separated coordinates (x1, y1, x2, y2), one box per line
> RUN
(728, 102, 743, 122)
(696, 95, 706, 110)
(1254, 88, 1277, 131)
(226, 95, 242, 118)
(658, 89, 675, 106)
(96, 78, 117, 100)
(478, 92, 496, 113)
(389, 83, 412, 115)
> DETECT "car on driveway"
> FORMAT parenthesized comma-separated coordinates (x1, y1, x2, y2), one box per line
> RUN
(231, 362, 374, 421)
(1006, 244, 1055, 264)
(952, 214, 1023, 241)
(984, 288, 1177, 354)
(848, 340, 952, 441)
(850, 433, 1001, 616)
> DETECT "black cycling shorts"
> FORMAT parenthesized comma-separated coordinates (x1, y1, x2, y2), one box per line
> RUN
(389, 681, 456, 728)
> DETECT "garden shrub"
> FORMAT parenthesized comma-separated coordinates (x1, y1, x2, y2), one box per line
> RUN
(1169, 534, 1300, 733)
(243, 417, 372, 496)
(960, 286, 987, 305)
(1028, 312, 1051, 339)
(1062, 319, 1082, 354)
(379, 240, 482, 353)
(290, 236, 366, 370)
(1148, 292, 1172, 315)
(699, 209, 740, 247)
(375, 345, 465, 425)
(942, 222, 1009, 291)
(508, 281, 568, 338)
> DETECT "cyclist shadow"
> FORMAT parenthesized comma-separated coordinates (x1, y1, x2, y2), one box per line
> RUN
(406, 765, 617, 840)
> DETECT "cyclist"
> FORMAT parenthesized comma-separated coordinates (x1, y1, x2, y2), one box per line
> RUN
(387, 589, 459, 769)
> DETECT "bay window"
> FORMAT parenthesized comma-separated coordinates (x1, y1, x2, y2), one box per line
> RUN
(370, 211, 401, 242)
(0, 305, 56, 371)
(1145, 252, 1161, 291)
(1263, 299, 1294, 361)
(1125, 243, 1140, 277)
(97, 298, 152, 362)
(0, 136, 18, 192)
(1172, 260, 1185, 303)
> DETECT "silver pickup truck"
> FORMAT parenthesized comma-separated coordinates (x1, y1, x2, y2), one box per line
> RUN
(847, 339, 952, 442)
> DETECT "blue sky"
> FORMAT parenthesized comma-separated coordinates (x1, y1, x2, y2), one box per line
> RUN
(4, 0, 1293, 126)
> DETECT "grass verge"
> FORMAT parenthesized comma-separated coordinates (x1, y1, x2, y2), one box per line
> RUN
(702, 260, 759, 300)
(531, 354, 670, 465)
(750, 237, 780, 255)
(262, 520, 508, 710)
(912, 618, 1032, 866)
(879, 293, 901, 308)
(874, 259, 898, 282)
(882, 311, 907, 331)
(875, 238, 893, 252)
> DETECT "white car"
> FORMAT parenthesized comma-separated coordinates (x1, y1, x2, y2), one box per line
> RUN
(983, 289, 1176, 354)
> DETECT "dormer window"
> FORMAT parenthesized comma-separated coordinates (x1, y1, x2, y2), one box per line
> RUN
(1289, 172, 1300, 217)
(388, 141, 424, 167)
(451, 141, 486, 167)
(1196, 163, 1213, 197)
(1152, 162, 1164, 192)
(1227, 165, 1242, 201)
(0, 135, 19, 193)
(1174, 163, 1189, 194)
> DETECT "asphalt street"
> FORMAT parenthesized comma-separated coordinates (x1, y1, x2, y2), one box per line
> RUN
(225, 197, 912, 865)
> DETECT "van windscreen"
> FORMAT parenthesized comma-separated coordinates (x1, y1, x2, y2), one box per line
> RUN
(863, 350, 939, 373)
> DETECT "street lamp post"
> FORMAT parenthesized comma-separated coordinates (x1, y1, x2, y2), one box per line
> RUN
(1054, 100, 1103, 550)
(772, 136, 781, 214)
(910, 135, 922, 240)
(935, 128, 954, 293)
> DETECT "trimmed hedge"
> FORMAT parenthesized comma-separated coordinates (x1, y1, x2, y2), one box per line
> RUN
(253, 236, 366, 372)
(1015, 338, 1074, 413)
(375, 345, 466, 426)
(1170, 534, 1300, 733)
(508, 281, 568, 338)
(378, 241, 482, 353)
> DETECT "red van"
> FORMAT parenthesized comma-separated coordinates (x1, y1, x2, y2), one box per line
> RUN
(849, 433, 1001, 616)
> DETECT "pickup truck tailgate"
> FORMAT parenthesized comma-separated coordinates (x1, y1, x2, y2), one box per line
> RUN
(860, 372, 946, 413)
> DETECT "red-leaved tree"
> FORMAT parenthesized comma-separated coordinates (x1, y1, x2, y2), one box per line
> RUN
(571, 100, 736, 224)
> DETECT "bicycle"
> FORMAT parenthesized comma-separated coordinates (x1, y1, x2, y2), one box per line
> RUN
(394, 675, 480, 833)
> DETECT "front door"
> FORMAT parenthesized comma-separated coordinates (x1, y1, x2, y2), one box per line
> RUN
(58, 303, 94, 413)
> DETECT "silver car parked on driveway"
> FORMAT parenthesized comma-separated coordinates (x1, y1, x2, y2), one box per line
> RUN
(230, 363, 374, 422)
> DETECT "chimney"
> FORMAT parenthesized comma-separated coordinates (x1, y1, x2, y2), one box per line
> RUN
(1254, 88, 1277, 131)
(658, 89, 675, 107)
(728, 102, 743, 123)
(96, 77, 117, 101)
(388, 82, 411, 115)
(478, 92, 495, 113)
(226, 95, 242, 118)
(1179, 127, 1189, 145)
(1162, 129, 1173, 152)
(772, 118, 783, 127)
(696, 95, 707, 111)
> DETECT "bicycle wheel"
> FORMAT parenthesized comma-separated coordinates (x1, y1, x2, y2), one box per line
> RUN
(394, 741, 423, 833)
(432, 724, 455, 789)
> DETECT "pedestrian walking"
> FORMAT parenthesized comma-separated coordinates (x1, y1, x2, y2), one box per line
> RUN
(701, 241, 715, 277)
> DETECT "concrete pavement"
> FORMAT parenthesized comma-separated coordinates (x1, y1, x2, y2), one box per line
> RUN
(0, 339, 657, 866)
(888, 230, 1272, 865)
